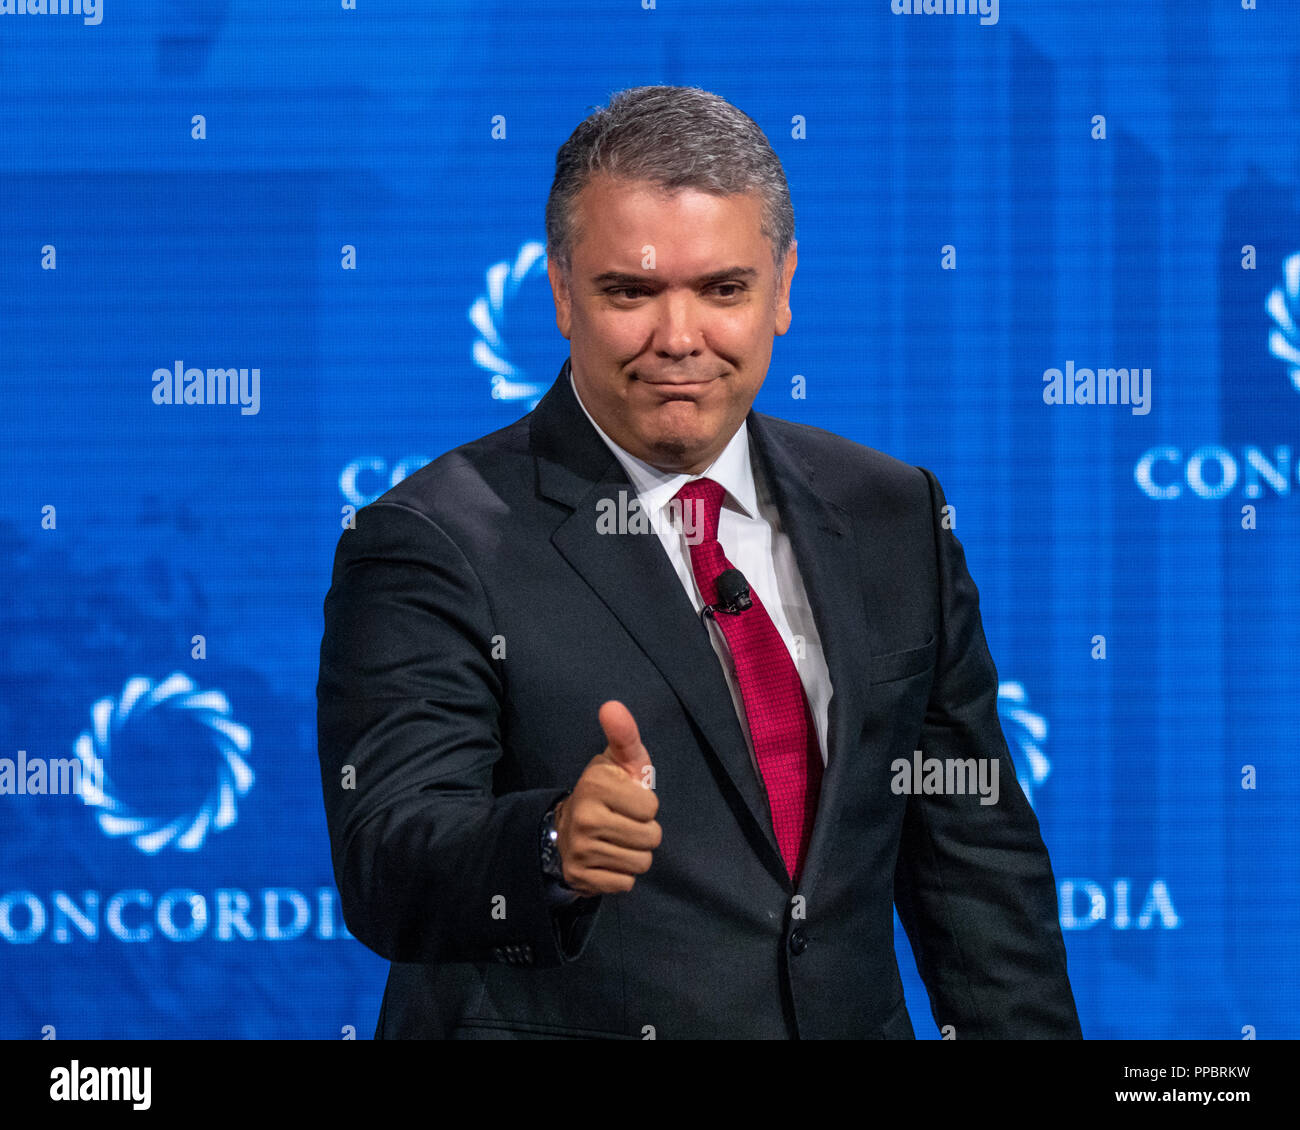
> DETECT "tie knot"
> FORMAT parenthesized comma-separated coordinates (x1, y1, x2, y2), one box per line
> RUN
(673, 476, 725, 544)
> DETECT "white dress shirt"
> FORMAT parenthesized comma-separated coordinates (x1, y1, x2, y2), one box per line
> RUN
(570, 371, 834, 772)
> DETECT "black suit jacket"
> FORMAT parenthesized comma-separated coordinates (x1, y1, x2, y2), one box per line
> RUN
(316, 359, 1081, 1039)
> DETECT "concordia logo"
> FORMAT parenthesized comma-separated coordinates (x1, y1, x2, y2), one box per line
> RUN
(75, 671, 252, 854)
(468, 240, 551, 408)
(1134, 250, 1300, 501)
(336, 240, 556, 508)
(1, 673, 353, 944)
(1267, 250, 1300, 393)
(997, 682, 1179, 931)
(997, 682, 1049, 807)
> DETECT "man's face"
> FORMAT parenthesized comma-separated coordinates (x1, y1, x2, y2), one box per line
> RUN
(548, 174, 796, 475)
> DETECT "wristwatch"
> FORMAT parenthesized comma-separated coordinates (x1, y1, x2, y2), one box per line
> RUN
(540, 795, 570, 885)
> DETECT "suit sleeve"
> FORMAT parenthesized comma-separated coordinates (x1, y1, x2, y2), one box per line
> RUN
(316, 500, 600, 967)
(892, 468, 1083, 1038)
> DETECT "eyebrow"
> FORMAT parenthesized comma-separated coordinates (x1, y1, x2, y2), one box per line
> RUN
(590, 267, 759, 287)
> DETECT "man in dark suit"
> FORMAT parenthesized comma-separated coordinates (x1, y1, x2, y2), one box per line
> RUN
(316, 85, 1081, 1039)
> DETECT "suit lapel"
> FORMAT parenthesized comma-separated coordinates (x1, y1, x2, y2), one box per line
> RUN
(531, 360, 871, 895)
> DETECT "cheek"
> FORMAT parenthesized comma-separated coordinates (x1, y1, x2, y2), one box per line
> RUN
(592, 310, 652, 347)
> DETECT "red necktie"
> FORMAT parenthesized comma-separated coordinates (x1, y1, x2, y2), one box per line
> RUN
(673, 477, 823, 882)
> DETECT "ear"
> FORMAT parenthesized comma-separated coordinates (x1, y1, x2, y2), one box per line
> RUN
(774, 241, 797, 336)
(548, 256, 573, 340)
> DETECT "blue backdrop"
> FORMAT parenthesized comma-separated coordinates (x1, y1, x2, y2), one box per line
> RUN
(2, 0, 1297, 1039)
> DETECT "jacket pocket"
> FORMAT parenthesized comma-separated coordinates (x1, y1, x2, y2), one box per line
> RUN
(866, 636, 937, 685)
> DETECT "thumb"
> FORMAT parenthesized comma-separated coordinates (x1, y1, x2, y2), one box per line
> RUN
(598, 700, 652, 782)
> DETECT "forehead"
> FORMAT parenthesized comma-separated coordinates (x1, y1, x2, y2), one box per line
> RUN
(570, 175, 767, 267)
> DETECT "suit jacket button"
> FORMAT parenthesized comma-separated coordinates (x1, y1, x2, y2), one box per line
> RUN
(789, 928, 808, 955)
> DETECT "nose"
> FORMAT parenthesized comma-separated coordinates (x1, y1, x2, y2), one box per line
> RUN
(652, 291, 701, 361)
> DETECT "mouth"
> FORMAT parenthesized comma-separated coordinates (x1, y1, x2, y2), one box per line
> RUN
(632, 373, 719, 396)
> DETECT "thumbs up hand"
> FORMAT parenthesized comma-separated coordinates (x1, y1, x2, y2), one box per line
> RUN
(552, 701, 662, 897)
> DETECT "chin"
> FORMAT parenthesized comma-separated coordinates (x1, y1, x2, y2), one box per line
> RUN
(646, 437, 690, 460)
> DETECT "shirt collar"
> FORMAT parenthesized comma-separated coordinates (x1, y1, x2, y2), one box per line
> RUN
(570, 367, 758, 520)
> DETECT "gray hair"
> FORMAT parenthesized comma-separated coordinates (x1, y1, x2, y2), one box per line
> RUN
(545, 86, 795, 281)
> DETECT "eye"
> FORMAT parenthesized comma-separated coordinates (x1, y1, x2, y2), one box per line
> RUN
(608, 286, 648, 299)
(711, 283, 744, 299)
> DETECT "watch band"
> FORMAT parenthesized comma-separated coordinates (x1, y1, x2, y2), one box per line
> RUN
(540, 794, 572, 885)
